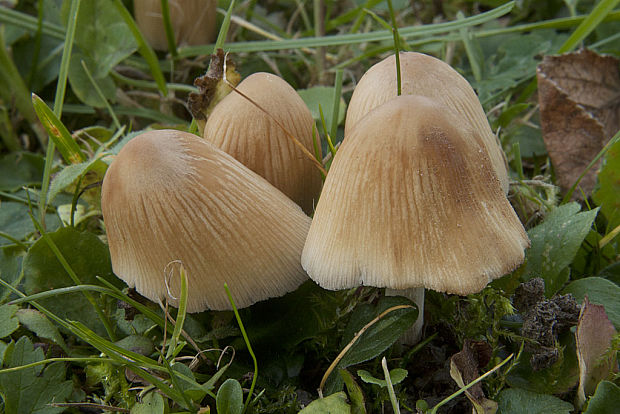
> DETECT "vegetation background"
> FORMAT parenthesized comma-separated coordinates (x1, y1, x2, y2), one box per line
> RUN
(0, 0, 619, 413)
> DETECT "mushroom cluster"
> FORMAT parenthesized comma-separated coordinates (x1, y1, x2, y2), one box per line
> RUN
(102, 129, 311, 312)
(302, 53, 529, 343)
(102, 71, 323, 313)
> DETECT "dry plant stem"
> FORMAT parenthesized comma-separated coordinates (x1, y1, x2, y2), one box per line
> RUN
(223, 78, 328, 175)
(159, 301, 208, 362)
(318, 304, 414, 397)
(385, 287, 424, 345)
(48, 403, 129, 413)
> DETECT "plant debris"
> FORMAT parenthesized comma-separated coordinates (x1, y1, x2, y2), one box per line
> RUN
(187, 49, 241, 133)
(575, 297, 618, 408)
(537, 48, 620, 198)
(449, 339, 497, 413)
(514, 278, 580, 370)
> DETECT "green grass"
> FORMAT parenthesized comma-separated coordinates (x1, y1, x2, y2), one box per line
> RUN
(0, 0, 619, 413)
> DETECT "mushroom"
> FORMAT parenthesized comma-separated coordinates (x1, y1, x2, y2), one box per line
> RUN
(101, 129, 310, 312)
(302, 95, 529, 343)
(203, 72, 322, 214)
(345, 52, 509, 194)
(134, 0, 216, 51)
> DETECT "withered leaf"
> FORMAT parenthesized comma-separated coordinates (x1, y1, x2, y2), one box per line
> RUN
(537, 49, 620, 198)
(575, 296, 618, 409)
(187, 49, 241, 134)
(449, 340, 498, 414)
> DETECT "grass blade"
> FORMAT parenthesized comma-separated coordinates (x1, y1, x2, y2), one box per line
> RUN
(32, 94, 86, 164)
(165, 265, 188, 360)
(382, 357, 401, 414)
(557, 0, 620, 53)
(225, 283, 257, 413)
(160, 0, 178, 58)
(179, 1, 515, 55)
(80, 61, 121, 130)
(214, 0, 237, 50)
(28, 213, 117, 342)
(112, 0, 168, 96)
(38, 0, 81, 229)
(329, 69, 344, 140)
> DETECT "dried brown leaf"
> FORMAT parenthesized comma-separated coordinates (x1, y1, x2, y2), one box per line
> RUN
(450, 340, 498, 414)
(187, 49, 241, 133)
(537, 49, 620, 198)
(575, 296, 618, 408)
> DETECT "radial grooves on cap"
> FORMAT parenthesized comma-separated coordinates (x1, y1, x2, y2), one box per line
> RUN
(345, 52, 509, 194)
(302, 96, 529, 295)
(102, 130, 310, 312)
(204, 72, 322, 214)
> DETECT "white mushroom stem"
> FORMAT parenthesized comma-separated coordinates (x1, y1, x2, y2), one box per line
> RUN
(385, 287, 425, 345)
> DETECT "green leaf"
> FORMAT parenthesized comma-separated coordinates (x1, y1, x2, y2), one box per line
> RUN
(64, 0, 126, 105)
(298, 86, 346, 133)
(0, 304, 19, 338)
(216, 378, 244, 414)
(15, 309, 68, 353)
(339, 296, 417, 368)
(0, 246, 23, 301)
(31, 94, 86, 164)
(298, 392, 351, 414)
(497, 388, 573, 414)
(584, 381, 620, 414)
(593, 138, 620, 231)
(325, 296, 416, 395)
(22, 227, 117, 336)
(0, 152, 44, 191)
(67, 52, 117, 107)
(239, 281, 342, 351)
(111, 0, 167, 96)
(0, 336, 72, 414)
(114, 334, 154, 357)
(131, 391, 166, 414)
(562, 277, 620, 330)
(525, 203, 599, 296)
(357, 368, 407, 387)
(339, 369, 366, 414)
(0, 202, 61, 246)
(170, 362, 207, 402)
(47, 158, 102, 203)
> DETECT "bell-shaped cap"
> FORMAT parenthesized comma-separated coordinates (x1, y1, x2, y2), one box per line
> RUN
(345, 52, 509, 193)
(102, 129, 310, 311)
(302, 95, 529, 295)
(134, 0, 217, 51)
(204, 72, 322, 214)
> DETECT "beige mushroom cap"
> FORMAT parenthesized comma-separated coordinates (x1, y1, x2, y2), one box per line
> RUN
(345, 52, 509, 194)
(302, 95, 529, 295)
(101, 129, 310, 312)
(134, 0, 217, 51)
(204, 72, 322, 214)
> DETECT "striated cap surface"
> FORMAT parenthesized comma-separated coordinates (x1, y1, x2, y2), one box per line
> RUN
(204, 72, 322, 214)
(345, 52, 509, 193)
(303, 95, 529, 294)
(102, 129, 310, 311)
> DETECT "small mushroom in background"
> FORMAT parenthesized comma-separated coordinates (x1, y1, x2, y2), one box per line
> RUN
(345, 52, 509, 194)
(134, 0, 216, 51)
(203, 72, 323, 215)
(302, 95, 530, 344)
(101, 129, 311, 312)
